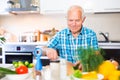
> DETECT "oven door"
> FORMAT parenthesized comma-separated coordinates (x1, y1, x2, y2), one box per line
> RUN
(5, 52, 33, 63)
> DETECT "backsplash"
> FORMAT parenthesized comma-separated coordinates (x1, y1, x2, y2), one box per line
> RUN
(0, 13, 120, 41)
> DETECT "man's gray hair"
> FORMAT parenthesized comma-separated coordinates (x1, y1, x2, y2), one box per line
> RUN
(67, 5, 85, 19)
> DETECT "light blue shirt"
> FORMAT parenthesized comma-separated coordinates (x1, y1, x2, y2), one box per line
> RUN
(47, 26, 98, 63)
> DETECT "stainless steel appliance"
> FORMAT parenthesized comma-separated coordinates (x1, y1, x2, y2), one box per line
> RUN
(3, 44, 36, 64)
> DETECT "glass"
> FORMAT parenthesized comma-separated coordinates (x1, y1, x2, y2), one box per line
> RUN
(41, 66, 51, 80)
(50, 60, 60, 80)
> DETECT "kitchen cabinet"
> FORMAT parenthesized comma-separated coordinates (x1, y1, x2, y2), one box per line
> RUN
(40, 0, 120, 14)
(0, 0, 40, 15)
(94, 0, 120, 13)
(0, 0, 9, 15)
(40, 0, 66, 14)
(40, 0, 94, 14)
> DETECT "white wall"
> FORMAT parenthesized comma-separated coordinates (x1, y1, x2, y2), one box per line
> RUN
(0, 13, 120, 41)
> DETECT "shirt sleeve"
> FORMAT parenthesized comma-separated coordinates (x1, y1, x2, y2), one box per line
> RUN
(91, 31, 99, 50)
(47, 32, 59, 49)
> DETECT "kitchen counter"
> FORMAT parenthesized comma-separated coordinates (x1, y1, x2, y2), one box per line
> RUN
(0, 64, 35, 80)
(4, 42, 48, 46)
(0, 61, 72, 80)
(0, 63, 104, 80)
(98, 42, 120, 49)
(5, 41, 120, 49)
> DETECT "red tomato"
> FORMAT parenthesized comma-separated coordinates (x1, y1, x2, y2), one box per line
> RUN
(16, 65, 28, 74)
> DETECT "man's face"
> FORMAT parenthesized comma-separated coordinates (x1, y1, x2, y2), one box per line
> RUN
(67, 10, 83, 34)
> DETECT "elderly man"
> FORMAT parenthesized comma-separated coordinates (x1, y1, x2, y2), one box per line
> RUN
(42, 5, 98, 69)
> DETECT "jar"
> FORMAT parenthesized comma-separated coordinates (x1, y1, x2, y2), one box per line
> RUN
(60, 58, 67, 80)
(50, 60, 60, 80)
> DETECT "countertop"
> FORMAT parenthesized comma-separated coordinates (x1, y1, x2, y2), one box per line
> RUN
(4, 41, 48, 46)
(4, 41, 120, 48)
(3, 41, 120, 49)
(0, 64, 35, 80)
(98, 42, 120, 49)
(0, 62, 104, 80)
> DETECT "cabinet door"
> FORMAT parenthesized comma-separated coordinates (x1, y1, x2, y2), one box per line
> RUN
(40, 0, 94, 14)
(94, 0, 120, 13)
(67, 0, 94, 13)
(40, 0, 66, 14)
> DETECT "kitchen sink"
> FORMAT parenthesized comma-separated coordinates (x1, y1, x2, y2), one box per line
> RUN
(98, 40, 120, 64)
(98, 40, 120, 43)
(98, 40, 120, 49)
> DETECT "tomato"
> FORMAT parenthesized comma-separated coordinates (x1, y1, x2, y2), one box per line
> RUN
(15, 65, 28, 74)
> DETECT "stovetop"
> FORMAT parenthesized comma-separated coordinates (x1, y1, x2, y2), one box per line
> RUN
(3, 44, 36, 52)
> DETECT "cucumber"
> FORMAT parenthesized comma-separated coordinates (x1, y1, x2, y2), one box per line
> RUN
(0, 67, 16, 74)
(0, 73, 5, 79)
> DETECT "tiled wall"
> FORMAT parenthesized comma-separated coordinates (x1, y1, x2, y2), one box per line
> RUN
(0, 13, 120, 41)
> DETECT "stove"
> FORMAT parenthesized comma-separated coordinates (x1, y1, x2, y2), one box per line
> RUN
(3, 43, 36, 64)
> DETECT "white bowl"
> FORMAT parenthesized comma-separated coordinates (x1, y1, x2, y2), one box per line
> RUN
(6, 73, 30, 80)
(5, 69, 32, 80)
(70, 72, 104, 80)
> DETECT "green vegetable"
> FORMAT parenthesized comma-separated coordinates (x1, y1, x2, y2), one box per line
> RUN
(0, 37, 6, 42)
(12, 61, 17, 65)
(12, 61, 19, 68)
(0, 67, 16, 74)
(0, 73, 5, 79)
(28, 63, 34, 68)
(77, 47, 105, 72)
(14, 63, 19, 68)
(18, 61, 24, 66)
(24, 61, 29, 66)
(73, 70, 82, 78)
(12, 61, 34, 68)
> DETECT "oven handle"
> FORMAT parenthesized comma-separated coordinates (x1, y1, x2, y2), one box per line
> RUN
(5, 53, 32, 55)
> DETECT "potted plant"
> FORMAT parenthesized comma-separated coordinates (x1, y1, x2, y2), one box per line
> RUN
(77, 47, 105, 72)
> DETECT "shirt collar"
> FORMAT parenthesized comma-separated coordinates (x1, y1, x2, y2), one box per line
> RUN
(66, 26, 84, 35)
(80, 26, 84, 35)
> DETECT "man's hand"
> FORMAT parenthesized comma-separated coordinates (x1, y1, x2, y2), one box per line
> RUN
(45, 48, 59, 61)
(73, 61, 82, 70)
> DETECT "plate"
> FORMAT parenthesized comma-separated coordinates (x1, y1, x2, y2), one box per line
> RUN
(69, 72, 104, 80)
(1, 68, 33, 80)
(5, 73, 31, 80)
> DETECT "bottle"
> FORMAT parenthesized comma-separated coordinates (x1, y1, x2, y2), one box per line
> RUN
(33, 47, 43, 80)
(37, 30, 41, 42)
(50, 60, 60, 80)
(60, 58, 67, 80)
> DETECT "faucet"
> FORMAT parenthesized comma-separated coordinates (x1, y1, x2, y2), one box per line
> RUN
(99, 32, 109, 42)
